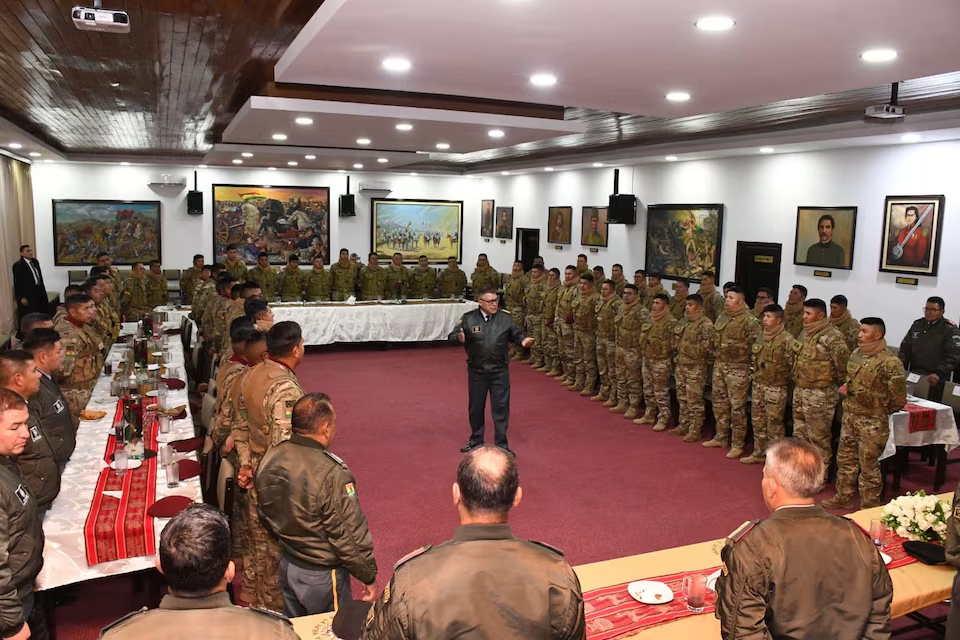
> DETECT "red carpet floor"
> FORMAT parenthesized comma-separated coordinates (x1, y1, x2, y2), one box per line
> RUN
(53, 344, 956, 638)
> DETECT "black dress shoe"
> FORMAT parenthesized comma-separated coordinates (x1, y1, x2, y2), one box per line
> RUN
(460, 443, 479, 453)
(497, 445, 515, 457)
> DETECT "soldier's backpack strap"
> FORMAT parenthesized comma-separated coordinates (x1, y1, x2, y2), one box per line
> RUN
(99, 607, 148, 634)
(394, 545, 432, 569)
(249, 606, 294, 625)
(530, 540, 565, 556)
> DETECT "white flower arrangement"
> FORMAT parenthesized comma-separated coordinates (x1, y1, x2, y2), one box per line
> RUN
(880, 491, 951, 544)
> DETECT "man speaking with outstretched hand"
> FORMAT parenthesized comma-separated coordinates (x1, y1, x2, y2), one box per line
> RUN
(449, 288, 533, 455)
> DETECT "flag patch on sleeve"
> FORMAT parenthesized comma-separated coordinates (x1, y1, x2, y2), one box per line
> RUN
(284, 400, 293, 419)
(345, 483, 356, 497)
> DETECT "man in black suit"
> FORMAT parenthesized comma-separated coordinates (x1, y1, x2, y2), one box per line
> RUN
(449, 288, 533, 454)
(12, 245, 47, 337)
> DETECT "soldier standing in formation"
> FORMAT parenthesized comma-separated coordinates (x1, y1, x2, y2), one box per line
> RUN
(575, 254, 590, 276)
(752, 287, 775, 318)
(223, 244, 248, 282)
(120, 262, 150, 320)
(247, 252, 278, 300)
(671, 294, 715, 443)
(824, 318, 907, 509)
(633, 269, 648, 302)
(304, 256, 331, 302)
(277, 255, 306, 302)
(556, 266, 579, 385)
(408, 255, 437, 299)
(504, 261, 528, 361)
(611, 284, 647, 420)
(592, 266, 606, 288)
(594, 280, 621, 406)
(745, 303, 795, 464)
(96, 251, 123, 308)
(523, 266, 546, 369)
(53, 294, 103, 425)
(783, 284, 807, 337)
(470, 254, 499, 300)
(569, 273, 599, 396)
(635, 294, 678, 431)
(23, 329, 76, 469)
(180, 254, 204, 305)
(358, 253, 387, 301)
(330, 248, 359, 301)
(203, 275, 238, 348)
(541, 268, 563, 377)
(609, 264, 627, 296)
(669, 280, 689, 319)
(190, 263, 220, 326)
(437, 256, 467, 298)
(384, 252, 410, 299)
(697, 271, 725, 322)
(642, 275, 670, 310)
(145, 261, 168, 308)
(829, 294, 861, 352)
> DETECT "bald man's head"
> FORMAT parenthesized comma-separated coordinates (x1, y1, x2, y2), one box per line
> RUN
(456, 445, 519, 518)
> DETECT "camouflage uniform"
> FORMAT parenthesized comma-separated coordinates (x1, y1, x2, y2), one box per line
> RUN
(384, 264, 411, 298)
(277, 267, 306, 302)
(699, 287, 725, 323)
(145, 272, 168, 308)
(201, 294, 228, 343)
(831, 312, 861, 353)
(669, 294, 688, 320)
(556, 282, 578, 383)
(784, 303, 805, 338)
(833, 347, 906, 507)
(541, 282, 562, 375)
(53, 317, 103, 425)
(214, 356, 250, 565)
(637, 313, 678, 428)
(107, 268, 123, 307)
(236, 357, 305, 611)
(524, 278, 546, 367)
(470, 266, 500, 300)
(216, 301, 245, 356)
(437, 268, 467, 298)
(614, 301, 648, 418)
(180, 266, 202, 305)
(357, 266, 387, 301)
(711, 311, 762, 452)
(595, 294, 621, 403)
(572, 289, 600, 393)
(304, 267, 331, 302)
(672, 313, 716, 440)
(223, 259, 248, 283)
(792, 322, 850, 470)
(330, 260, 359, 301)
(408, 266, 437, 299)
(120, 277, 150, 320)
(611, 277, 628, 297)
(641, 285, 671, 311)
(93, 300, 113, 345)
(750, 328, 795, 458)
(504, 273, 528, 333)
(247, 265, 278, 300)
(190, 279, 216, 325)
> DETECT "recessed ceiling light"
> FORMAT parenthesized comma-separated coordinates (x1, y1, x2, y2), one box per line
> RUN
(488, 129, 505, 138)
(501, 171, 511, 175)
(665, 91, 691, 102)
(287, 161, 298, 166)
(295, 117, 313, 125)
(395, 123, 413, 131)
(241, 152, 253, 158)
(121, 161, 131, 166)
(382, 57, 412, 72)
(110, 82, 120, 88)
(232, 159, 243, 164)
(530, 73, 557, 87)
(268, 167, 277, 171)
(759, 147, 775, 154)
(410, 172, 418, 176)
(901, 133, 922, 143)
(337, 169, 346, 174)
(544, 167, 554, 172)
(28, 152, 41, 157)
(304, 154, 316, 160)
(198, 164, 208, 168)
(592, 162, 604, 167)
(377, 158, 388, 163)
(353, 163, 364, 169)
(436, 143, 450, 150)
(272, 133, 288, 141)
(43, 159, 53, 163)
(861, 48, 898, 63)
(357, 138, 371, 145)
(8, 143, 22, 149)
(695, 16, 735, 31)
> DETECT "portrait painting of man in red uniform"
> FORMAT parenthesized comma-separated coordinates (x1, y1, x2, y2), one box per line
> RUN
(880, 195, 945, 277)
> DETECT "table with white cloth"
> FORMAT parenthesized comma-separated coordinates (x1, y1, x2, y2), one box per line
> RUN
(37, 321, 201, 590)
(881, 396, 960, 492)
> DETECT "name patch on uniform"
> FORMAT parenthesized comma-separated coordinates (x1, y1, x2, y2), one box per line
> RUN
(54, 399, 65, 414)
(29, 426, 41, 442)
(15, 484, 28, 506)
(345, 482, 356, 497)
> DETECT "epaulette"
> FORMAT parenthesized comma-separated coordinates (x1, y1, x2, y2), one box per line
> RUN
(99, 607, 148, 633)
(530, 540, 564, 556)
(324, 449, 345, 466)
(394, 545, 432, 569)
(249, 606, 294, 625)
(502, 309, 511, 315)
(728, 520, 758, 543)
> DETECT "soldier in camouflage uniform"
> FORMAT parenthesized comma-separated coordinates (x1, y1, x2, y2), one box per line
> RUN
(247, 252, 278, 300)
(670, 294, 715, 442)
(145, 261, 169, 308)
(594, 281, 621, 405)
(592, 266, 606, 289)
(576, 254, 590, 277)
(53, 295, 103, 425)
(823, 318, 906, 509)
(504, 261, 528, 361)
(697, 271, 725, 323)
(611, 284, 647, 419)
(570, 273, 600, 395)
(669, 280, 689, 319)
(330, 248, 359, 301)
(829, 294, 860, 353)
(235, 321, 305, 611)
(704, 287, 762, 458)
(179, 254, 204, 305)
(82, 279, 111, 347)
(93, 274, 120, 344)
(541, 268, 563, 376)
(744, 303, 796, 464)
(471, 254, 499, 301)
(610, 264, 628, 296)
(189, 264, 221, 327)
(437, 256, 468, 298)
(223, 244, 248, 283)
(277, 255, 306, 302)
(792, 298, 851, 471)
(120, 261, 151, 320)
(633, 269, 648, 303)
(384, 252, 410, 299)
(96, 252, 123, 308)
(304, 255, 331, 302)
(752, 288, 774, 319)
(783, 284, 807, 338)
(203, 275, 237, 345)
(408, 255, 437, 299)
(641, 275, 671, 310)
(523, 266, 547, 368)
(358, 253, 387, 301)
(635, 294, 678, 430)
(557, 266, 579, 385)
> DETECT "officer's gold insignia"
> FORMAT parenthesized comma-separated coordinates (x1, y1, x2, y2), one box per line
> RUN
(472, 326, 481, 333)
(954, 505, 960, 521)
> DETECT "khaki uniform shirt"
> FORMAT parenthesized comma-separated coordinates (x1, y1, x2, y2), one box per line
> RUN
(715, 312, 762, 365)
(247, 266, 278, 300)
(330, 261, 359, 299)
(572, 290, 599, 332)
(304, 268, 331, 302)
(358, 266, 387, 301)
(596, 296, 621, 340)
(556, 281, 578, 326)
(676, 315, 716, 365)
(145, 273, 168, 308)
(213, 356, 249, 448)
(525, 280, 545, 317)
(201, 295, 230, 341)
(120, 277, 150, 320)
(237, 358, 304, 466)
(615, 302, 649, 350)
(408, 266, 437, 299)
(542, 283, 562, 328)
(640, 315, 679, 360)
(752, 329, 795, 387)
(470, 267, 500, 300)
(216, 301, 246, 357)
(277, 267, 306, 302)
(190, 280, 217, 325)
(844, 349, 907, 417)
(54, 318, 104, 390)
(700, 289, 725, 323)
(641, 286, 671, 310)
(792, 324, 850, 389)
(611, 277, 627, 296)
(504, 274, 528, 313)
(669, 294, 688, 319)
(437, 268, 467, 298)
(223, 259, 248, 283)
(179, 267, 202, 305)
(832, 314, 862, 353)
(384, 265, 410, 298)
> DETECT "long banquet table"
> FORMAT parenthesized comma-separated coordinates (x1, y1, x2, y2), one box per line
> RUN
(38, 322, 202, 591)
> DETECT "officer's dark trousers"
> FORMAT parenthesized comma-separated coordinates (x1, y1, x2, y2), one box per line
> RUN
(467, 368, 511, 448)
(947, 572, 960, 639)
(279, 554, 352, 618)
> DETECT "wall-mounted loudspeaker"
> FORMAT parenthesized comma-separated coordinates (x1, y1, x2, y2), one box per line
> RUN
(186, 190, 203, 216)
(607, 194, 637, 225)
(339, 194, 356, 217)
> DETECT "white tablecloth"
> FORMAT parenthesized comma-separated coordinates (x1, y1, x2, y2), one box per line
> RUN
(38, 322, 201, 590)
(880, 397, 960, 461)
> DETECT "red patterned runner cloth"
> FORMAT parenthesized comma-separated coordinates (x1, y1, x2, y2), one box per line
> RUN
(904, 403, 936, 433)
(849, 521, 920, 570)
(584, 566, 719, 640)
(83, 398, 159, 565)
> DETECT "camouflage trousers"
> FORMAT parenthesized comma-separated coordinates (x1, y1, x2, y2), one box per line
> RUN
(243, 456, 284, 612)
(675, 363, 708, 437)
(751, 383, 789, 457)
(597, 336, 618, 400)
(508, 307, 525, 357)
(541, 319, 560, 371)
(224, 453, 249, 576)
(616, 346, 643, 409)
(712, 361, 751, 449)
(559, 322, 576, 379)
(573, 328, 598, 390)
(834, 411, 889, 507)
(792, 386, 839, 471)
(526, 314, 543, 365)
(642, 358, 672, 424)
(61, 387, 92, 427)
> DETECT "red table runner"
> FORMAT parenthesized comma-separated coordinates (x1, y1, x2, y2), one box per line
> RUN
(584, 566, 718, 640)
(83, 398, 159, 565)
(904, 403, 936, 433)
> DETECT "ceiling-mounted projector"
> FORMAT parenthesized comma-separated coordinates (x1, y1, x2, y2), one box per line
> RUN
(864, 104, 905, 120)
(72, 5, 130, 33)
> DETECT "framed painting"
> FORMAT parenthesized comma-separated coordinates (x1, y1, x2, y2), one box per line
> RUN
(480, 199, 495, 237)
(495, 206, 514, 239)
(53, 199, 161, 266)
(371, 198, 463, 264)
(793, 206, 857, 270)
(645, 204, 724, 281)
(547, 206, 573, 244)
(581, 206, 609, 247)
(212, 184, 330, 265)
(879, 195, 945, 276)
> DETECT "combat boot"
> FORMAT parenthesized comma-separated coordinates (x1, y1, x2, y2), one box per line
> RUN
(633, 412, 657, 425)
(511, 353, 523, 361)
(580, 387, 595, 397)
(546, 368, 563, 378)
(569, 384, 584, 392)
(623, 407, 638, 420)
(726, 448, 744, 459)
(702, 438, 728, 448)
(609, 403, 628, 414)
(667, 426, 686, 436)
(653, 420, 670, 432)
(589, 391, 606, 402)
(740, 455, 764, 465)
(682, 432, 701, 443)
(520, 357, 532, 364)
(530, 360, 542, 369)
(822, 495, 854, 510)
(536, 364, 551, 372)
(602, 397, 617, 407)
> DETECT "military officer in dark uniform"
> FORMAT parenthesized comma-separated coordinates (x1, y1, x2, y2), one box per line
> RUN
(715, 438, 892, 640)
(449, 289, 533, 453)
(23, 329, 77, 469)
(899, 296, 960, 401)
(100, 504, 300, 639)
(361, 445, 585, 640)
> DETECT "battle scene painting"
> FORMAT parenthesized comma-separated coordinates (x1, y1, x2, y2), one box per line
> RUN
(644, 204, 724, 281)
(53, 200, 161, 266)
(372, 199, 463, 264)
(212, 185, 330, 265)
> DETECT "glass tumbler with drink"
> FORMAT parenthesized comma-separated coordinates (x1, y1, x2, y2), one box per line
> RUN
(165, 462, 179, 488)
(682, 574, 707, 613)
(869, 519, 887, 549)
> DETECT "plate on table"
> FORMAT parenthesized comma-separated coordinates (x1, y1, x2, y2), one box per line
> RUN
(706, 568, 721, 592)
(109, 459, 143, 470)
(627, 580, 674, 605)
(146, 390, 159, 397)
(880, 551, 891, 566)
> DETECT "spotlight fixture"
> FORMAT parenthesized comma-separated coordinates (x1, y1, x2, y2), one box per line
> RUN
(232, 159, 243, 164)
(198, 164, 208, 168)
(592, 162, 604, 167)
(395, 123, 413, 131)
(861, 49, 898, 63)
(377, 158, 388, 163)
(272, 133, 288, 141)
(544, 167, 554, 172)
(268, 167, 277, 171)
(337, 169, 346, 174)
(695, 16, 735, 31)
(357, 138, 371, 145)
(287, 161, 298, 166)
(409, 172, 418, 176)
(241, 152, 253, 158)
(436, 143, 450, 150)
(665, 155, 678, 161)
(530, 73, 557, 87)
(382, 57, 412, 72)
(295, 117, 314, 125)
(353, 163, 364, 169)
(110, 82, 120, 88)
(8, 143, 22, 149)
(666, 91, 691, 102)
(28, 152, 41, 157)
(305, 155, 316, 160)
(501, 171, 511, 175)
(488, 129, 505, 138)
(759, 147, 775, 154)
(121, 161, 131, 166)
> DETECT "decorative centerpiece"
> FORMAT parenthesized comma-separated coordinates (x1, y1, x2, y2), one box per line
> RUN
(881, 491, 951, 543)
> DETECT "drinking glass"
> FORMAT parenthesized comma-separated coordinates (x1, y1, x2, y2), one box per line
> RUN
(682, 574, 707, 613)
(114, 450, 129, 477)
(870, 519, 887, 549)
(158, 414, 171, 434)
(157, 382, 169, 408)
(160, 444, 172, 466)
(165, 462, 179, 488)
(167, 365, 181, 380)
(161, 347, 171, 365)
